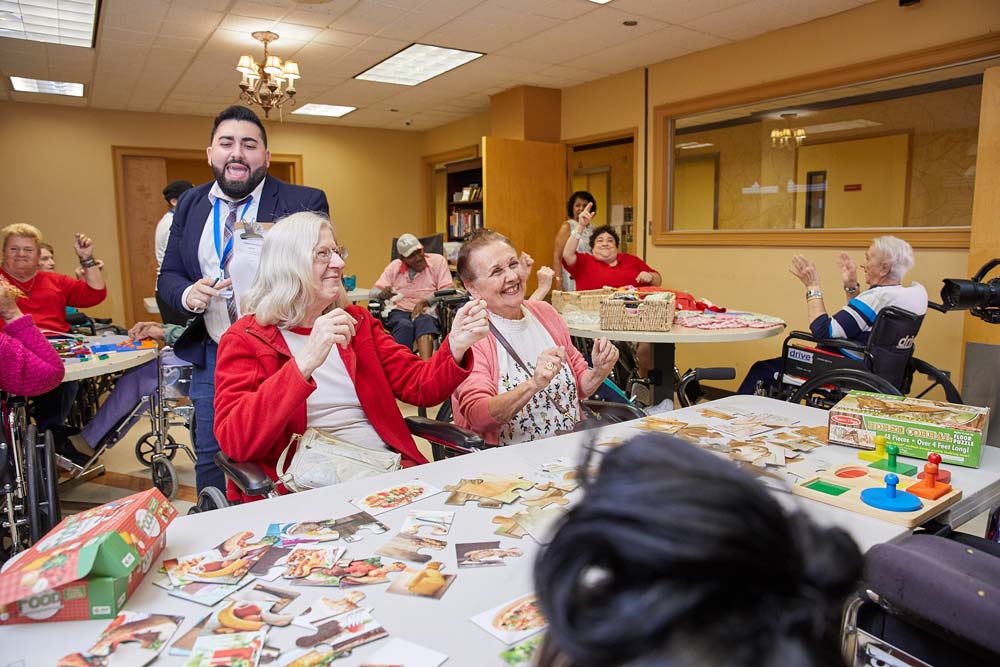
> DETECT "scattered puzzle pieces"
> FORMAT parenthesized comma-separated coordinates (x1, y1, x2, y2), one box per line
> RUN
(376, 534, 447, 563)
(492, 505, 567, 544)
(444, 474, 536, 506)
(399, 510, 454, 536)
(517, 487, 569, 509)
(491, 514, 527, 539)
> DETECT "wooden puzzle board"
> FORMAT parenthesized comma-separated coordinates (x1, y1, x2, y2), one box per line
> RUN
(791, 464, 962, 528)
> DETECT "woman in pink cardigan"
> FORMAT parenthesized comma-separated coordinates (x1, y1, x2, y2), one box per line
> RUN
(0, 277, 64, 396)
(452, 230, 618, 446)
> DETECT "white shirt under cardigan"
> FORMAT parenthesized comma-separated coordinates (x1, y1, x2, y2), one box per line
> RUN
(279, 329, 390, 454)
(180, 177, 267, 344)
(154, 210, 173, 273)
(490, 307, 579, 445)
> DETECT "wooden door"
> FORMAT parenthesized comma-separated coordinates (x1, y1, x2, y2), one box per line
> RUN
(482, 137, 566, 293)
(120, 156, 169, 324)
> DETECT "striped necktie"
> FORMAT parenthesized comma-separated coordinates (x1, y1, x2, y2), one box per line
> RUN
(222, 196, 251, 323)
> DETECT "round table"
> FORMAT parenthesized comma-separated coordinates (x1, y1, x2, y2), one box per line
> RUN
(567, 319, 785, 403)
(62, 343, 158, 382)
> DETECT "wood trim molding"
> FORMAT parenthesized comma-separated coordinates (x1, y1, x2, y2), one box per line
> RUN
(651, 35, 1000, 245)
(421, 145, 480, 232)
(652, 227, 970, 249)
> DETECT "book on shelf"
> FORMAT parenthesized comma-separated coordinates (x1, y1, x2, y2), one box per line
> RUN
(448, 208, 484, 240)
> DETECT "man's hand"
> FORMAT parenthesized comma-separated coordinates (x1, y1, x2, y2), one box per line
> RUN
(294, 308, 358, 379)
(74, 233, 95, 260)
(591, 337, 619, 375)
(410, 299, 429, 320)
(129, 321, 166, 341)
(185, 277, 232, 311)
(636, 271, 655, 285)
(530, 346, 567, 392)
(837, 252, 858, 289)
(448, 299, 489, 361)
(378, 286, 395, 301)
(789, 255, 820, 289)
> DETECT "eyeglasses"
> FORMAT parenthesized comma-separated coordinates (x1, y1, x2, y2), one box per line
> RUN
(313, 246, 348, 264)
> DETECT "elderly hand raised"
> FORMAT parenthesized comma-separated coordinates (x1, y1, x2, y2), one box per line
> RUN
(294, 308, 357, 380)
(789, 255, 820, 289)
(837, 252, 859, 290)
(531, 346, 567, 391)
(448, 299, 489, 362)
(591, 337, 619, 375)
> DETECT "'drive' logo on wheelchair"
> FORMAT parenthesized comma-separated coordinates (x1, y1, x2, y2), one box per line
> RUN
(896, 335, 915, 350)
(788, 348, 814, 364)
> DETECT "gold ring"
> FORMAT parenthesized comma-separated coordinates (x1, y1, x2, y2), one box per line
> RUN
(545, 362, 555, 371)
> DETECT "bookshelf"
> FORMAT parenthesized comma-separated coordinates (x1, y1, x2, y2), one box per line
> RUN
(446, 158, 484, 241)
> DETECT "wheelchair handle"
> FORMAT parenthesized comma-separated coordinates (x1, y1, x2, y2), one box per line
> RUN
(694, 367, 736, 381)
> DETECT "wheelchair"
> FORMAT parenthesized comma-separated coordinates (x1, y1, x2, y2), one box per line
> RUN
(1, 396, 61, 564)
(763, 306, 961, 409)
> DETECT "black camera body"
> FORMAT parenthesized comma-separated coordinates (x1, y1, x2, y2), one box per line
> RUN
(939, 258, 1000, 324)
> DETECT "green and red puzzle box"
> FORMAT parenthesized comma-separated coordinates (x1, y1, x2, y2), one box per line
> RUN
(827, 391, 990, 468)
(0, 488, 176, 625)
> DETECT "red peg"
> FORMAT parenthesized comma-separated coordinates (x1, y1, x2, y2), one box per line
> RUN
(919, 452, 951, 484)
(928, 452, 942, 465)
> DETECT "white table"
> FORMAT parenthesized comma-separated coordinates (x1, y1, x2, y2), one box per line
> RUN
(346, 288, 372, 303)
(4, 396, 997, 666)
(567, 319, 784, 403)
(61, 335, 158, 383)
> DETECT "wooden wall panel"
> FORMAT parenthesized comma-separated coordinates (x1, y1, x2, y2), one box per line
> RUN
(121, 156, 168, 324)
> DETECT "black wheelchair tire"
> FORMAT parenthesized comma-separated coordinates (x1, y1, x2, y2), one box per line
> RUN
(189, 486, 230, 514)
(135, 432, 178, 467)
(789, 368, 903, 406)
(910, 358, 963, 404)
(41, 429, 61, 532)
(24, 425, 44, 543)
(150, 454, 178, 500)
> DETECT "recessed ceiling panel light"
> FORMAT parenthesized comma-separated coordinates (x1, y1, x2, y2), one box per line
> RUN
(0, 0, 99, 47)
(292, 103, 356, 118)
(355, 44, 484, 87)
(10, 76, 84, 96)
(589, 0, 614, 4)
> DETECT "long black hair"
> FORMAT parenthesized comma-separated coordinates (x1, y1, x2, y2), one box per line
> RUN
(567, 190, 597, 219)
(534, 433, 862, 667)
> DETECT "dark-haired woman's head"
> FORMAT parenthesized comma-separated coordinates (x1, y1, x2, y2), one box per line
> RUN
(591, 225, 619, 264)
(535, 433, 862, 667)
(568, 191, 597, 220)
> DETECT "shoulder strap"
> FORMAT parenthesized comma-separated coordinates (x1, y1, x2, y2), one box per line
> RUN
(488, 320, 532, 375)
(275, 433, 302, 484)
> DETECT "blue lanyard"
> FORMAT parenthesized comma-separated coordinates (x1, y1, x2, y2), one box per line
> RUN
(213, 197, 254, 266)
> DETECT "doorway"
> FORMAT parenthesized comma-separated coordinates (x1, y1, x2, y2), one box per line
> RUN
(567, 133, 636, 253)
(112, 147, 301, 324)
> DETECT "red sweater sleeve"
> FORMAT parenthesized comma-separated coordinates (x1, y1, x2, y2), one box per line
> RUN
(58, 273, 107, 309)
(0, 315, 65, 396)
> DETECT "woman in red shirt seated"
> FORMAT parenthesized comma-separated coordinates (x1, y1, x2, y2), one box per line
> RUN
(561, 218, 661, 291)
(214, 211, 490, 503)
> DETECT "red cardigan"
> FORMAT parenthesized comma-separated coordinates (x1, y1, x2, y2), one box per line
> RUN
(214, 306, 472, 502)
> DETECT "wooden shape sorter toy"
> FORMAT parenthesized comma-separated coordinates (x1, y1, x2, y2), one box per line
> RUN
(791, 462, 962, 528)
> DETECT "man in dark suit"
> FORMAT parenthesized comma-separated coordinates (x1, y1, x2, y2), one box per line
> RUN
(158, 105, 328, 494)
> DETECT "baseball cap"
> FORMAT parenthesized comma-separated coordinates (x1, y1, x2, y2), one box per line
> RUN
(396, 233, 423, 258)
(163, 180, 194, 202)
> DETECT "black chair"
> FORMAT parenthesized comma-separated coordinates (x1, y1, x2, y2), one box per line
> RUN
(769, 306, 961, 408)
(190, 416, 488, 513)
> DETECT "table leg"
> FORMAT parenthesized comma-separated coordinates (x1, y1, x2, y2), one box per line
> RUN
(652, 343, 676, 405)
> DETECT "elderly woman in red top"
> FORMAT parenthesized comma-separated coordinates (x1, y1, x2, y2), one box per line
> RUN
(561, 206, 660, 291)
(214, 211, 490, 503)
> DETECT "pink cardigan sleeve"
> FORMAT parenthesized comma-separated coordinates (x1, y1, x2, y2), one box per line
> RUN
(0, 315, 65, 396)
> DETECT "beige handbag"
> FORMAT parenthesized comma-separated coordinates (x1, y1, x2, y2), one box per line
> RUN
(275, 428, 401, 492)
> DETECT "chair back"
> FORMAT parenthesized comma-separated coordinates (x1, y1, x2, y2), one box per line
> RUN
(865, 306, 923, 390)
(390, 233, 445, 260)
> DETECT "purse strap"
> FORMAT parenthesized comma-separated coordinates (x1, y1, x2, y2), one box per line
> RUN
(275, 433, 301, 485)
(488, 320, 533, 376)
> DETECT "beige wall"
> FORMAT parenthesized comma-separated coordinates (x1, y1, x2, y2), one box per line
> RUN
(0, 102, 425, 325)
(420, 112, 489, 157)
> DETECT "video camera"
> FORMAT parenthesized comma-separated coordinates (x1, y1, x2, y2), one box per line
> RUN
(934, 258, 1000, 324)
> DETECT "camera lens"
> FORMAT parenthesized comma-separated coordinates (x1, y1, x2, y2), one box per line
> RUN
(941, 278, 1000, 310)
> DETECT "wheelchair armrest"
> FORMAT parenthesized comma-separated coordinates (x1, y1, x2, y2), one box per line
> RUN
(581, 399, 646, 422)
(404, 416, 488, 455)
(786, 330, 865, 354)
(433, 288, 458, 298)
(213, 452, 274, 498)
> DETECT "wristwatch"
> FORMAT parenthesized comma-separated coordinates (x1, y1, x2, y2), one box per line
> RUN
(806, 289, 823, 300)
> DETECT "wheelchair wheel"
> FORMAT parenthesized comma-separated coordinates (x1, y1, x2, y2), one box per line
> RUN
(135, 432, 178, 467)
(188, 486, 230, 514)
(789, 369, 902, 409)
(150, 454, 178, 500)
(23, 425, 44, 543)
(910, 358, 963, 404)
(40, 429, 61, 532)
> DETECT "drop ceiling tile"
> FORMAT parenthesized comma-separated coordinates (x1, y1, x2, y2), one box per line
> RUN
(420, 16, 522, 53)
(10, 90, 87, 106)
(314, 28, 368, 48)
(286, 42, 352, 70)
(459, 3, 523, 23)
(231, 1, 288, 21)
(566, 24, 727, 74)
(102, 0, 169, 33)
(682, 2, 776, 41)
(355, 35, 410, 57)
(613, 0, 751, 24)
(330, 0, 412, 35)
(219, 14, 275, 35)
(530, 0, 599, 21)
(317, 78, 399, 105)
(152, 34, 204, 52)
(271, 22, 322, 42)
(158, 20, 217, 40)
(376, 10, 452, 41)
(282, 10, 337, 29)
(101, 27, 156, 47)
(279, 0, 358, 19)
(172, 0, 232, 12)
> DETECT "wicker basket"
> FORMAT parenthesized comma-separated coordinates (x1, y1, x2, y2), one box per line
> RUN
(551, 288, 615, 313)
(600, 294, 676, 331)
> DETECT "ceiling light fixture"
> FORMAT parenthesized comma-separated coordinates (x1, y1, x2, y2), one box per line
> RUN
(770, 113, 806, 148)
(589, 0, 614, 4)
(0, 0, 98, 47)
(10, 76, 84, 96)
(355, 44, 483, 87)
(236, 31, 301, 119)
(292, 103, 356, 118)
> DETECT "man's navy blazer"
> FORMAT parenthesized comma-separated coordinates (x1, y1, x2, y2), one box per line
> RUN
(157, 176, 329, 365)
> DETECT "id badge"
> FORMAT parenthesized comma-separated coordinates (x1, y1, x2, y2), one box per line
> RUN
(240, 219, 263, 240)
(217, 272, 234, 299)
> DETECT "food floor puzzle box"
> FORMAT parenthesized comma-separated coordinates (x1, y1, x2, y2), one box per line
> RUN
(0, 488, 176, 624)
(828, 391, 990, 468)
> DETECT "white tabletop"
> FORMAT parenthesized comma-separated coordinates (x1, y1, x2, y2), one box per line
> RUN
(61, 335, 158, 382)
(4, 396, 997, 665)
(567, 321, 785, 343)
(346, 288, 371, 303)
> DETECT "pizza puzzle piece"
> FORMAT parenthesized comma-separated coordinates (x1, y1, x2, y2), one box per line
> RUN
(376, 533, 448, 563)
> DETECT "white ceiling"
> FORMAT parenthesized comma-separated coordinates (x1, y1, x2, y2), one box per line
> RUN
(0, 0, 875, 130)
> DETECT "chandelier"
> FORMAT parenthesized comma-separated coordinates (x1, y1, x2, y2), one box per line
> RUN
(236, 31, 300, 118)
(770, 113, 806, 148)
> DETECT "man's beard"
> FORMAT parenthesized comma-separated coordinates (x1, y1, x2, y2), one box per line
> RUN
(213, 161, 267, 199)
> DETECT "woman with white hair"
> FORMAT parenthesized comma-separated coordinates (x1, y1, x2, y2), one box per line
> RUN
(737, 235, 927, 394)
(214, 211, 490, 503)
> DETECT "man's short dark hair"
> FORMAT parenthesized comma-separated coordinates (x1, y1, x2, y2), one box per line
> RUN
(211, 105, 267, 147)
(592, 224, 619, 248)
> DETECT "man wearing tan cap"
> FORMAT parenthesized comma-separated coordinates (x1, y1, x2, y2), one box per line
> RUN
(371, 233, 454, 359)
